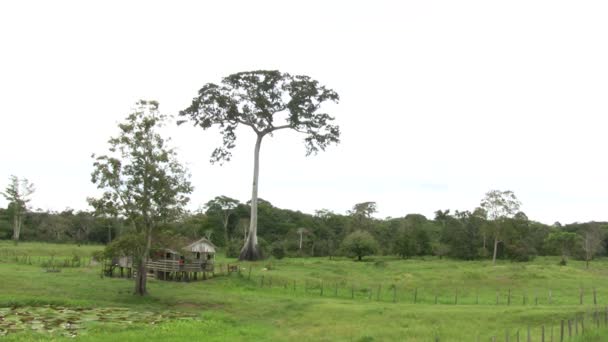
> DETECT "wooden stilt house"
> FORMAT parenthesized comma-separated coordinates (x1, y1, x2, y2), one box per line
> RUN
(104, 238, 217, 281)
(146, 238, 216, 281)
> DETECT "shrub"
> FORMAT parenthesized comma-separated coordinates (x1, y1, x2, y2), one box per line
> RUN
(225, 239, 242, 258)
(270, 242, 285, 260)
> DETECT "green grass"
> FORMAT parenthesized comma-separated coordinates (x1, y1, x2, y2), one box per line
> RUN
(0, 240, 103, 257)
(1, 242, 608, 341)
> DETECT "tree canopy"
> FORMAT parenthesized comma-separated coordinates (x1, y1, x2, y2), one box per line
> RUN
(179, 70, 340, 260)
(90, 100, 193, 295)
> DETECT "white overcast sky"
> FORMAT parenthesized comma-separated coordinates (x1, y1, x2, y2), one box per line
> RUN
(1, 1, 607, 224)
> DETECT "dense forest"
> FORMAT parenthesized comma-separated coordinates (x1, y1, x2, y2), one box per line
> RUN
(1, 198, 606, 264)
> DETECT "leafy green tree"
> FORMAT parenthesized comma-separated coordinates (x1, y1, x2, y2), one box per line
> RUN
(0, 207, 12, 239)
(545, 231, 579, 265)
(480, 190, 522, 264)
(441, 211, 482, 260)
(179, 70, 340, 261)
(90, 100, 193, 295)
(502, 213, 536, 262)
(434, 209, 451, 229)
(348, 202, 377, 230)
(393, 227, 417, 259)
(341, 230, 379, 261)
(1, 175, 35, 244)
(205, 196, 239, 247)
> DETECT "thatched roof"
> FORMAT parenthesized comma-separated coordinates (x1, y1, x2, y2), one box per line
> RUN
(184, 238, 217, 253)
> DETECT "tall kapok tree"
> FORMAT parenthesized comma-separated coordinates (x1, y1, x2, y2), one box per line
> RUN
(1, 175, 35, 245)
(91, 100, 192, 295)
(179, 70, 340, 261)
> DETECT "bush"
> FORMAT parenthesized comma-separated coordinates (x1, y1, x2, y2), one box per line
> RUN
(91, 250, 105, 262)
(270, 242, 285, 259)
(225, 239, 242, 258)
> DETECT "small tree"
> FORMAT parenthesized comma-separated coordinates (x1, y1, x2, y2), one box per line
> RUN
(545, 231, 578, 265)
(480, 190, 521, 265)
(342, 230, 378, 261)
(580, 224, 604, 269)
(179, 70, 340, 261)
(1, 175, 35, 245)
(90, 100, 192, 295)
(205, 196, 239, 246)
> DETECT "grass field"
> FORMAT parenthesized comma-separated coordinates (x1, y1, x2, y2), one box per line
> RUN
(1, 242, 608, 341)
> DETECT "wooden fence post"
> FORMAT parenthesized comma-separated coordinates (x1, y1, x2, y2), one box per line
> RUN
(593, 288, 597, 305)
(596, 309, 600, 329)
(541, 325, 545, 342)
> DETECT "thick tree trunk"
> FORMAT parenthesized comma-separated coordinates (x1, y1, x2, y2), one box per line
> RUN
(135, 225, 153, 295)
(223, 214, 229, 247)
(240, 134, 263, 261)
(299, 233, 303, 250)
(492, 237, 499, 265)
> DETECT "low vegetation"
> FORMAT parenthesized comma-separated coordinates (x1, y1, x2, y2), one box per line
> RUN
(1, 242, 608, 340)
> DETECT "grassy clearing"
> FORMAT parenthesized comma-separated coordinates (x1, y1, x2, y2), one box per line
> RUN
(1, 242, 608, 341)
(0, 241, 103, 257)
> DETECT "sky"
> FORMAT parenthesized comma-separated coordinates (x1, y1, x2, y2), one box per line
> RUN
(1, 1, 607, 224)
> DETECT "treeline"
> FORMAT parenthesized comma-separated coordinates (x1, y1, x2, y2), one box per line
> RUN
(1, 198, 607, 263)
